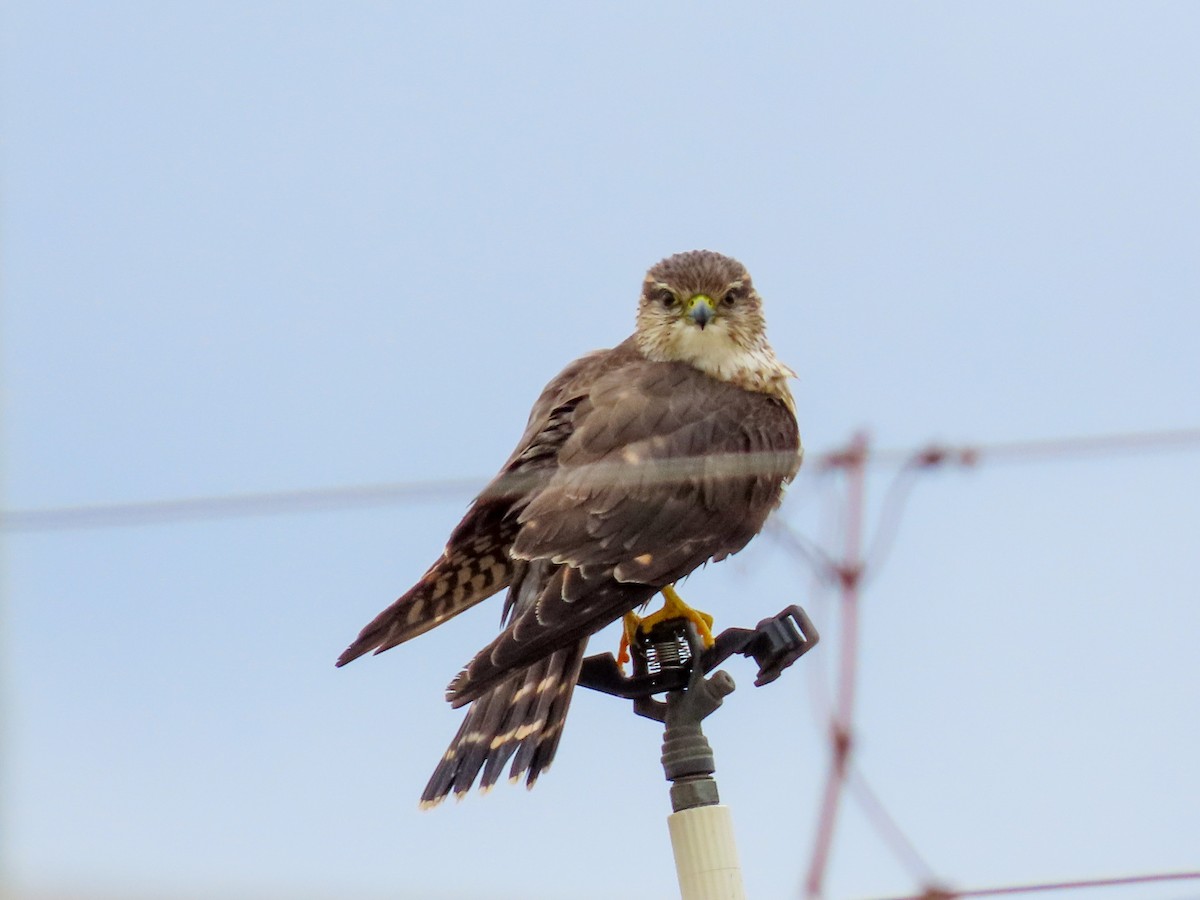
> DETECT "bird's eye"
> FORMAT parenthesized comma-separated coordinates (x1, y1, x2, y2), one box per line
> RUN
(722, 290, 739, 307)
(657, 290, 678, 308)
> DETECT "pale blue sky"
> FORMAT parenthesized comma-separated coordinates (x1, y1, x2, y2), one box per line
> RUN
(3, 3, 1198, 899)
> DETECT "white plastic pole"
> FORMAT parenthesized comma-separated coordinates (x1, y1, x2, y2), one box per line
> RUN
(668, 803, 747, 900)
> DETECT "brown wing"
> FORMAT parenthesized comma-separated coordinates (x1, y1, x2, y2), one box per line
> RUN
(446, 355, 800, 704)
(515, 357, 801, 583)
(334, 345, 623, 667)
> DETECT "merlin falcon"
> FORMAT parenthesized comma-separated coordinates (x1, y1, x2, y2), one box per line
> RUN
(337, 250, 801, 807)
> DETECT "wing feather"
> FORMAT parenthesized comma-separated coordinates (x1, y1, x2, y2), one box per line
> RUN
(512, 358, 800, 585)
(448, 356, 799, 703)
(347, 333, 801, 803)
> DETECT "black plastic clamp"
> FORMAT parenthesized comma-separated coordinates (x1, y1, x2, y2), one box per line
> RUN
(576, 604, 819, 701)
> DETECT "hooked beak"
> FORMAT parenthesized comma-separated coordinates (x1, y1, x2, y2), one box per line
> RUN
(686, 294, 715, 329)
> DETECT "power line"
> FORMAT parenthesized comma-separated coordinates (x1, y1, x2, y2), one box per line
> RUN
(846, 765, 940, 889)
(868, 870, 1200, 900)
(817, 427, 1200, 468)
(3, 427, 1198, 534)
(0, 478, 482, 533)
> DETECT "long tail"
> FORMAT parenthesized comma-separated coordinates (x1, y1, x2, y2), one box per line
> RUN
(419, 640, 586, 808)
(336, 528, 516, 667)
(444, 566, 658, 707)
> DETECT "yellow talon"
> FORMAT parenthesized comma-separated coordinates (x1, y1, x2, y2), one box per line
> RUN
(616, 585, 715, 671)
(616, 609, 641, 670)
(644, 585, 715, 647)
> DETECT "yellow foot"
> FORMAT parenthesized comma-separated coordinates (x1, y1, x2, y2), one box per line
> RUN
(643, 585, 715, 646)
(616, 610, 640, 670)
(616, 585, 715, 671)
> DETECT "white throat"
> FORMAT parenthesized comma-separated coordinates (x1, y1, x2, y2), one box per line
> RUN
(670, 320, 791, 377)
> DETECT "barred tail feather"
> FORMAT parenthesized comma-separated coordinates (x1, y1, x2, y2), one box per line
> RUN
(419, 640, 586, 809)
(335, 545, 514, 667)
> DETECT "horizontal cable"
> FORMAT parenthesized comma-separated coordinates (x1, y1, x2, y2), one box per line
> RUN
(3, 427, 1198, 533)
(865, 427, 1200, 467)
(0, 478, 482, 532)
(869, 869, 1200, 900)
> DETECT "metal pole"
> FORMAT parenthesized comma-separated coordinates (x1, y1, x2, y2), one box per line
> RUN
(806, 431, 868, 899)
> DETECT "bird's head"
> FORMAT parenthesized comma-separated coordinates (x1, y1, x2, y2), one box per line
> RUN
(635, 250, 778, 384)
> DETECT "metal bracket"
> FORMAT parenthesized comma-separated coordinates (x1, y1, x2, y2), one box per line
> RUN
(576, 604, 819, 702)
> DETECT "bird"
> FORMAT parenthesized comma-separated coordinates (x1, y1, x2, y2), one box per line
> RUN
(336, 249, 802, 807)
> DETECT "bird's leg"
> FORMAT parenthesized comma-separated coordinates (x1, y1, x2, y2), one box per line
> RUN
(617, 585, 715, 670)
(642, 584, 715, 645)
